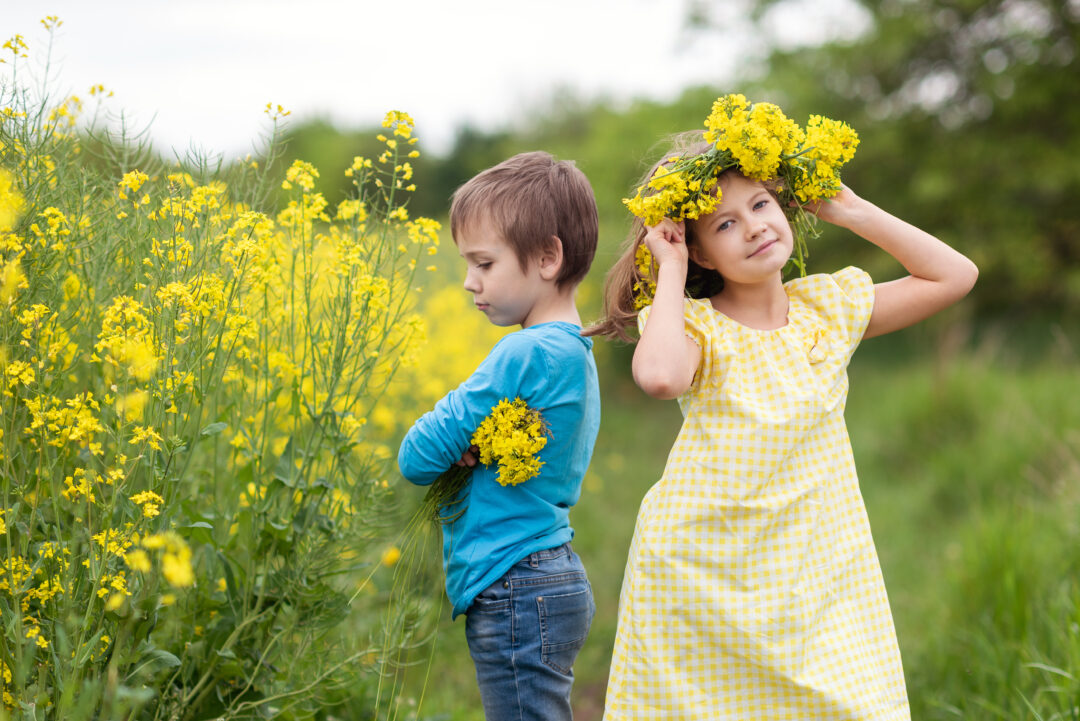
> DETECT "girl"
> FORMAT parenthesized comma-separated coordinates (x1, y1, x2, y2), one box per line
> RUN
(587, 132, 977, 719)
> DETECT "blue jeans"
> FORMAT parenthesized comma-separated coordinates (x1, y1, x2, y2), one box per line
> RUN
(464, 542, 595, 721)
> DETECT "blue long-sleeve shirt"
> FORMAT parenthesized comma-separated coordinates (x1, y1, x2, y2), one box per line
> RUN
(397, 321, 601, 618)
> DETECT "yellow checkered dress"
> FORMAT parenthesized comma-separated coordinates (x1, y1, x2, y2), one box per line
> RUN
(604, 267, 909, 720)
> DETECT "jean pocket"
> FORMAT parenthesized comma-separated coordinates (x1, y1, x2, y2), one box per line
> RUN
(469, 584, 511, 615)
(537, 586, 594, 675)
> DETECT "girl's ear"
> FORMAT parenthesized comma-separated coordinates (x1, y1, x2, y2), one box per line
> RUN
(537, 236, 564, 281)
(687, 241, 714, 270)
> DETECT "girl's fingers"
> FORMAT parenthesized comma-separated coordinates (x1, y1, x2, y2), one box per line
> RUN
(646, 217, 685, 241)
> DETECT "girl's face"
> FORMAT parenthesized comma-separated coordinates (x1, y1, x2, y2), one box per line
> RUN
(687, 173, 793, 286)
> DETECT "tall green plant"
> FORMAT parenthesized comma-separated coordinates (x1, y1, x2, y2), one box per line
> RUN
(1, 21, 440, 720)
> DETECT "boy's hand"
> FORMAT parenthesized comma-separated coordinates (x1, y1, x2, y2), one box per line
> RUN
(454, 445, 480, 467)
(643, 218, 688, 268)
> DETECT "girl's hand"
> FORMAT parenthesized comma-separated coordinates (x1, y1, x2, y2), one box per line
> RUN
(803, 184, 866, 230)
(811, 185, 978, 338)
(643, 218, 688, 267)
(632, 217, 700, 399)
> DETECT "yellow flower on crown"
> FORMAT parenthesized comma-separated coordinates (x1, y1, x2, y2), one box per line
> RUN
(625, 94, 859, 307)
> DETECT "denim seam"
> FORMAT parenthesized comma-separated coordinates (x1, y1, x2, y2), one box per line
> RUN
(510, 579, 524, 721)
(508, 571, 587, 589)
(529, 544, 571, 561)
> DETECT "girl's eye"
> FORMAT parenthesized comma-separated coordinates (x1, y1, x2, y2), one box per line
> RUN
(753, 199, 770, 210)
(717, 220, 733, 232)
(476, 262, 492, 270)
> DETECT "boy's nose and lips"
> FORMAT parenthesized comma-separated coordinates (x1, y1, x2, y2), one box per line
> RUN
(463, 271, 490, 314)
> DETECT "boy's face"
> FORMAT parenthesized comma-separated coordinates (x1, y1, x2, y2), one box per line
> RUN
(457, 215, 547, 328)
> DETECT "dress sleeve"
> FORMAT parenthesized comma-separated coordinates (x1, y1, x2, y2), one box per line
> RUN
(636, 297, 711, 350)
(636, 298, 713, 394)
(828, 266, 875, 352)
(396, 333, 549, 485)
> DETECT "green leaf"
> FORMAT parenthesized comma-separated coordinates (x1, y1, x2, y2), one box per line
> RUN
(73, 629, 104, 668)
(273, 436, 302, 487)
(181, 521, 214, 546)
(130, 644, 182, 678)
(200, 421, 228, 437)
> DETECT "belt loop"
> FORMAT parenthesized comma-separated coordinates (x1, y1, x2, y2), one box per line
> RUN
(529, 552, 539, 568)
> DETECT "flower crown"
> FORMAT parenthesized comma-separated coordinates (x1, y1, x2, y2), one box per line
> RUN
(625, 94, 859, 308)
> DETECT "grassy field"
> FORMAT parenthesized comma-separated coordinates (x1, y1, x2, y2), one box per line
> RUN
(394, 320, 1079, 721)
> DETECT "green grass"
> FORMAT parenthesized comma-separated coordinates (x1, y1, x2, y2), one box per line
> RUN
(394, 327, 1080, 721)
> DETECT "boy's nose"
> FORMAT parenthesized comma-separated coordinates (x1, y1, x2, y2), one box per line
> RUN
(463, 272, 480, 293)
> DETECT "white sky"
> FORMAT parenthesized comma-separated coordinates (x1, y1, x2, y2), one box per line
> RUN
(3, 0, 868, 157)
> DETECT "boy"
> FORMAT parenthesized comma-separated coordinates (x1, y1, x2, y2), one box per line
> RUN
(397, 151, 601, 721)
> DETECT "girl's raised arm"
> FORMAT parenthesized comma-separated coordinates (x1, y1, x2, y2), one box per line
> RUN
(812, 186, 978, 339)
(632, 220, 702, 399)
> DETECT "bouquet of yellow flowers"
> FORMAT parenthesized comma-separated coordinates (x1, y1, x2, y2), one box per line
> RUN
(422, 398, 549, 523)
(626, 94, 859, 307)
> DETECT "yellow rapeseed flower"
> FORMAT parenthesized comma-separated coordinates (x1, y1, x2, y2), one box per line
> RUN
(0, 258, 27, 304)
(0, 168, 23, 231)
(471, 398, 549, 487)
(380, 546, 402, 567)
(117, 169, 149, 201)
(142, 531, 194, 587)
(130, 490, 164, 518)
(124, 549, 151, 572)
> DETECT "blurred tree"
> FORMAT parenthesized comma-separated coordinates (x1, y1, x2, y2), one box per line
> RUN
(690, 0, 1080, 314)
(267, 0, 1079, 318)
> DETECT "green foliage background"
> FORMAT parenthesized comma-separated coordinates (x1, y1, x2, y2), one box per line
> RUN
(4, 0, 1078, 718)
(339, 1, 1076, 718)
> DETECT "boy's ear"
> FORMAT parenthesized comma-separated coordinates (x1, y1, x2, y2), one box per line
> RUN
(537, 235, 564, 281)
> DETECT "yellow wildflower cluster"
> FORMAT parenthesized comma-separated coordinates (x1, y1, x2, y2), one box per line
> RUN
(2, 20, 441, 712)
(703, 95, 806, 182)
(471, 398, 550, 487)
(625, 94, 858, 227)
(632, 242, 659, 311)
(130, 490, 164, 518)
(142, 532, 194, 587)
(2, 34, 29, 62)
(624, 94, 859, 306)
(420, 397, 550, 524)
(0, 168, 23, 231)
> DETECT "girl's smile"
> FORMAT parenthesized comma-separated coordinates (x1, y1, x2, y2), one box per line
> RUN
(748, 238, 781, 257)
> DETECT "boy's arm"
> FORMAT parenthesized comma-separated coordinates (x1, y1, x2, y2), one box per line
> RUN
(397, 334, 546, 485)
(397, 392, 482, 485)
(811, 185, 979, 338)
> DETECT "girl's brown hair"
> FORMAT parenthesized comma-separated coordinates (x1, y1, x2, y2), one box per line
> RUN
(584, 132, 724, 341)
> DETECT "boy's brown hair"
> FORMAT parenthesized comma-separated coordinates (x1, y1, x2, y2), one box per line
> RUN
(449, 151, 598, 289)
